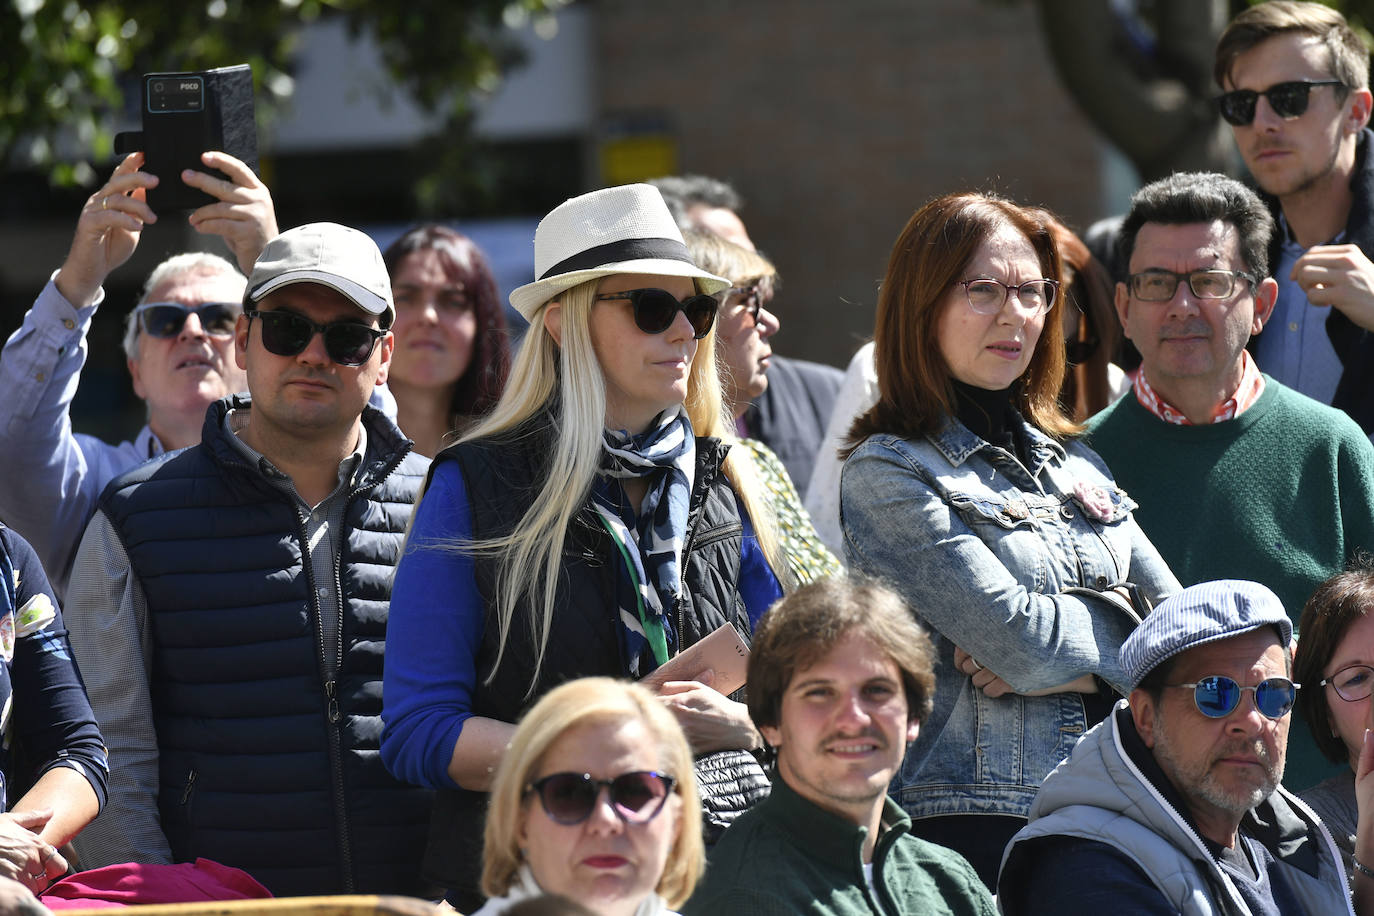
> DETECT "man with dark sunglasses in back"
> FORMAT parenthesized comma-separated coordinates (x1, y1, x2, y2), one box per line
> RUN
(999, 580, 1354, 915)
(62, 223, 433, 898)
(0, 150, 267, 601)
(1215, 2, 1374, 438)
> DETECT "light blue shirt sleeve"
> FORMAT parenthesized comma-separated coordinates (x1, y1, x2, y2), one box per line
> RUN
(380, 460, 481, 791)
(0, 277, 161, 599)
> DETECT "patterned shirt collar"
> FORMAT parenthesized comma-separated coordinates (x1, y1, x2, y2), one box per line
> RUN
(1132, 351, 1265, 425)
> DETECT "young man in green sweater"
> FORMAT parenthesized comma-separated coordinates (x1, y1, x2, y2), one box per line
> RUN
(1085, 170, 1374, 789)
(682, 578, 994, 916)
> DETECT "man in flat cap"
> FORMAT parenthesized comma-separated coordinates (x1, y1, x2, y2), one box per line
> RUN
(64, 223, 433, 897)
(998, 580, 1352, 915)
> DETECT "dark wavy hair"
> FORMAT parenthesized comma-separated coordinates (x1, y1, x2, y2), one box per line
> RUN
(748, 576, 935, 731)
(383, 224, 511, 421)
(1295, 555, 1374, 764)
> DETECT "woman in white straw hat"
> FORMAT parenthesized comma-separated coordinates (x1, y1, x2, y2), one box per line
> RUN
(380, 184, 785, 910)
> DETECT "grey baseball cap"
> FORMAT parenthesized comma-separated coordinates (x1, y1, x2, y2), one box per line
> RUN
(247, 222, 394, 326)
(1120, 580, 1292, 690)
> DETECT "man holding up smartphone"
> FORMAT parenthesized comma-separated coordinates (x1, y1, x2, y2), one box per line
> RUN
(0, 150, 276, 599)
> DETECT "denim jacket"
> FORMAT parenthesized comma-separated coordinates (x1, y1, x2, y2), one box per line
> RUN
(840, 414, 1179, 820)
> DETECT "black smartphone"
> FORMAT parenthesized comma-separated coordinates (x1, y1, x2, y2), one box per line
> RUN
(116, 64, 258, 212)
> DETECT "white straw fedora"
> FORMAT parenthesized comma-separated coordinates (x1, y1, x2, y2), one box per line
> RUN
(509, 184, 730, 320)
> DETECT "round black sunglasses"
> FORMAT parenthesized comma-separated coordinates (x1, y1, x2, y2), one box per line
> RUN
(136, 302, 240, 339)
(524, 770, 675, 826)
(594, 288, 719, 339)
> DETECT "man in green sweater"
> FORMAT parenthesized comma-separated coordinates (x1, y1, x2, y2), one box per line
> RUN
(682, 577, 994, 916)
(1085, 171, 1374, 789)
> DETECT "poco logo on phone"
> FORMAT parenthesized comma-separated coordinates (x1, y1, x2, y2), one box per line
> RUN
(147, 76, 204, 113)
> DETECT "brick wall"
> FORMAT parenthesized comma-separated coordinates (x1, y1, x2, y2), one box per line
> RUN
(596, 0, 1113, 367)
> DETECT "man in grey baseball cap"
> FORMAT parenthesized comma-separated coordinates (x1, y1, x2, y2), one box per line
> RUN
(63, 223, 434, 896)
(998, 580, 1353, 915)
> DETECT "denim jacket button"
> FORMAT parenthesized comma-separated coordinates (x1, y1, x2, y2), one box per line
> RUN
(1060, 505, 1074, 520)
(1095, 575, 1109, 589)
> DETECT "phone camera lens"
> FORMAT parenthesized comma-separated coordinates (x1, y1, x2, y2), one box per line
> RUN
(153, 81, 164, 93)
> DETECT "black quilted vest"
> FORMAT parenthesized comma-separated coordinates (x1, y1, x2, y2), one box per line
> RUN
(97, 395, 435, 898)
(421, 413, 749, 907)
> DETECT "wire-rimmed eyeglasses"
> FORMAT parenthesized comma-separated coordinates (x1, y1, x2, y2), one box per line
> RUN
(1165, 675, 1298, 720)
(1126, 269, 1257, 302)
(959, 278, 1059, 316)
(1321, 664, 1374, 703)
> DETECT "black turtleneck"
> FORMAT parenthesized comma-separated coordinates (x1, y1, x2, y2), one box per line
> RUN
(952, 380, 1029, 464)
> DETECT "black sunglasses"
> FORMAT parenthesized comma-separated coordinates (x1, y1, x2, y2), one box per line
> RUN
(1217, 79, 1345, 126)
(728, 285, 764, 327)
(136, 302, 240, 339)
(594, 288, 719, 339)
(244, 309, 385, 367)
(1165, 675, 1298, 720)
(524, 770, 675, 826)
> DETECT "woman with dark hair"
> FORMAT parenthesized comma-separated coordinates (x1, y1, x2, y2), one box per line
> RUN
(1044, 217, 1129, 420)
(805, 214, 1129, 556)
(383, 224, 511, 456)
(1295, 559, 1374, 890)
(839, 191, 1177, 885)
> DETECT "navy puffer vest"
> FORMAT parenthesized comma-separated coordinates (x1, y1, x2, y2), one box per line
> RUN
(421, 412, 749, 907)
(97, 395, 434, 897)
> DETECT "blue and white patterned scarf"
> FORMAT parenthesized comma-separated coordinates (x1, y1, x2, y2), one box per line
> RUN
(592, 406, 696, 678)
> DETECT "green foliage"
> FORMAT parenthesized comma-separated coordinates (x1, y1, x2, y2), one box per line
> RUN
(2, 0, 567, 186)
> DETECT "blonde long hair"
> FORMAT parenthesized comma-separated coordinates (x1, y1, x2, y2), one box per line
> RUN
(437, 276, 784, 691)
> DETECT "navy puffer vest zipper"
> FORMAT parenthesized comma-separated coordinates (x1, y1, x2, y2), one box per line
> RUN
(97, 395, 435, 897)
(421, 412, 749, 908)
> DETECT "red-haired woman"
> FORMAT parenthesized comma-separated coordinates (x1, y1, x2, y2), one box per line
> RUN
(839, 192, 1178, 885)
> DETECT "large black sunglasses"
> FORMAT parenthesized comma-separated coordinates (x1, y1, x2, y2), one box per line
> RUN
(1217, 79, 1345, 126)
(728, 285, 765, 327)
(136, 302, 240, 339)
(524, 770, 675, 826)
(244, 309, 385, 367)
(1165, 675, 1298, 720)
(594, 288, 719, 339)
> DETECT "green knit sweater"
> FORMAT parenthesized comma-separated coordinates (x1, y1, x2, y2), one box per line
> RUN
(682, 776, 994, 916)
(1084, 379, 1374, 622)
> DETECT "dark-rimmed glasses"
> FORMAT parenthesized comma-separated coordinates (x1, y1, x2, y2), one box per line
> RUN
(136, 302, 240, 339)
(1127, 269, 1256, 302)
(1320, 664, 1374, 703)
(524, 770, 675, 826)
(1217, 79, 1346, 126)
(1165, 675, 1298, 720)
(244, 309, 386, 367)
(959, 278, 1058, 316)
(594, 288, 719, 339)
(728, 285, 764, 327)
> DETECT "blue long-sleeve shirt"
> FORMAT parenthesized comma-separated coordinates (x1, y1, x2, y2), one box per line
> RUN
(0, 526, 108, 812)
(381, 459, 782, 791)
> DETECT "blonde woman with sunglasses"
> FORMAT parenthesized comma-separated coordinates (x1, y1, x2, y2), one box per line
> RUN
(475, 677, 703, 916)
(381, 185, 784, 911)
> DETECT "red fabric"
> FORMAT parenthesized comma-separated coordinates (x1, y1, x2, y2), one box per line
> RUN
(40, 859, 272, 909)
(1132, 350, 1266, 425)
